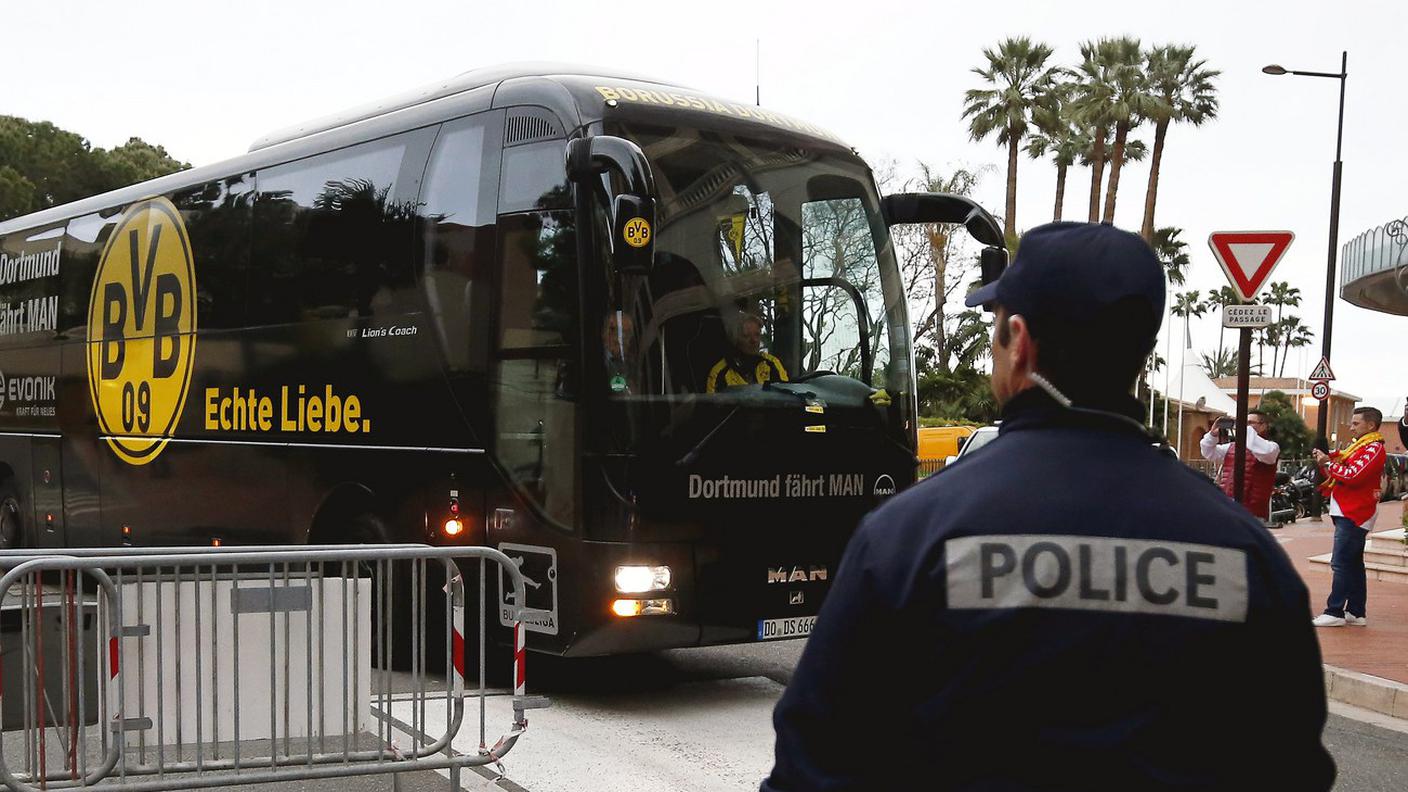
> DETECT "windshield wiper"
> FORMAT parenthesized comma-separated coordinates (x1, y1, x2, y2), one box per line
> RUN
(675, 406, 741, 467)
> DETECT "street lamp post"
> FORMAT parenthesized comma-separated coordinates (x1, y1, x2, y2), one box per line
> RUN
(1263, 52, 1347, 518)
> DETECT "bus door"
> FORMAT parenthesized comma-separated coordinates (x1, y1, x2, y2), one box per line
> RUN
(484, 123, 577, 646)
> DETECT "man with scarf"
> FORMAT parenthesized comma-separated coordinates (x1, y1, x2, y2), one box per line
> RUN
(1312, 406, 1388, 627)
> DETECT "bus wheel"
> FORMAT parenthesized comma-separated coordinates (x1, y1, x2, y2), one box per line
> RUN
(0, 482, 22, 550)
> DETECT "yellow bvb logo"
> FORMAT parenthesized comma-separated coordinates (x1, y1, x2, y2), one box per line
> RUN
(622, 217, 651, 249)
(86, 197, 197, 465)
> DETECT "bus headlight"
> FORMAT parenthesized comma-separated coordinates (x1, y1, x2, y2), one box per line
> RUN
(614, 565, 671, 593)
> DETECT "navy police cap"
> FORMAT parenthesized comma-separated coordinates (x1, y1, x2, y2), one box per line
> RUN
(964, 222, 1166, 330)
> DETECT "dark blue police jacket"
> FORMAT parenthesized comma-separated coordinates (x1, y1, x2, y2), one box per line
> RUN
(763, 388, 1334, 792)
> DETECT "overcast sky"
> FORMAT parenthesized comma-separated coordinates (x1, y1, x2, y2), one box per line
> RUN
(7, 0, 1406, 415)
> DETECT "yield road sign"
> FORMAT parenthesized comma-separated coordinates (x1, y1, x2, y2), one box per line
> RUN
(1310, 381, 1331, 401)
(1208, 231, 1295, 303)
(1221, 303, 1273, 328)
(1308, 356, 1335, 381)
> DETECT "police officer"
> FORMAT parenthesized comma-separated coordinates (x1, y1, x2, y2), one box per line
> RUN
(761, 223, 1334, 791)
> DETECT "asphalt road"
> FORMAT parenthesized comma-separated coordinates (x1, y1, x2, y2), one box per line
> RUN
(166, 638, 1408, 791)
(505, 639, 1407, 792)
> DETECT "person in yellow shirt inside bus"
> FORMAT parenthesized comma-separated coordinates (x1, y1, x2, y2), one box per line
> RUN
(706, 312, 788, 393)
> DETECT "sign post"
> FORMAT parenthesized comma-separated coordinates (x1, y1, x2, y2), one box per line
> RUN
(1304, 354, 1336, 517)
(1208, 231, 1295, 512)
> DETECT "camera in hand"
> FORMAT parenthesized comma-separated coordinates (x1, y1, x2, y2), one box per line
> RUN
(1215, 417, 1234, 444)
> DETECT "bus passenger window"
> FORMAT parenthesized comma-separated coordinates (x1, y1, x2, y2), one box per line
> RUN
(251, 136, 421, 326)
(174, 176, 253, 330)
(422, 115, 499, 374)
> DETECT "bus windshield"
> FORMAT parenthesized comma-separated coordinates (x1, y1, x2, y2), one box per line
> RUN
(601, 119, 910, 404)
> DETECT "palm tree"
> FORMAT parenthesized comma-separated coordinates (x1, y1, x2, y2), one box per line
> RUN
(1079, 133, 1148, 182)
(1140, 45, 1220, 241)
(1070, 39, 1121, 222)
(1150, 226, 1190, 286)
(1172, 290, 1206, 331)
(1203, 284, 1240, 363)
(963, 38, 1060, 240)
(1263, 281, 1302, 374)
(1171, 290, 1205, 446)
(1098, 37, 1160, 223)
(1201, 348, 1238, 379)
(1024, 82, 1082, 221)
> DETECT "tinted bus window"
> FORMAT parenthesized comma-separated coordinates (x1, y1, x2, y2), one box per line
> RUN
(173, 175, 254, 330)
(422, 113, 501, 374)
(252, 134, 424, 325)
(59, 212, 118, 339)
(499, 141, 571, 214)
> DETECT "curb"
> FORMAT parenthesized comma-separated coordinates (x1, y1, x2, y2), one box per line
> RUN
(1323, 664, 1408, 720)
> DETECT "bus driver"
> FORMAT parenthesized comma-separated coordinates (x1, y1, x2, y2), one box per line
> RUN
(705, 313, 789, 393)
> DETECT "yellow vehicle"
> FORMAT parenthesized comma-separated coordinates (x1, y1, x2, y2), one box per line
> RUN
(917, 425, 977, 461)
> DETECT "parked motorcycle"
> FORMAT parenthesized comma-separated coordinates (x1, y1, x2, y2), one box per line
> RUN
(1269, 473, 1298, 526)
(1286, 463, 1318, 519)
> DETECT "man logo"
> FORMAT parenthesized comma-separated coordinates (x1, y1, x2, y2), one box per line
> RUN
(767, 565, 828, 584)
(86, 198, 198, 465)
(873, 474, 897, 497)
(789, 590, 804, 606)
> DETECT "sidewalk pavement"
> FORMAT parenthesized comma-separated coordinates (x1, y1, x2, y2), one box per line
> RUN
(1277, 499, 1408, 718)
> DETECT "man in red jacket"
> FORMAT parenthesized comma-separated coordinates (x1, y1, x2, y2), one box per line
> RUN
(1312, 406, 1388, 627)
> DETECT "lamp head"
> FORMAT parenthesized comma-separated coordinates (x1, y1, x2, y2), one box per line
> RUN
(1262, 64, 1288, 75)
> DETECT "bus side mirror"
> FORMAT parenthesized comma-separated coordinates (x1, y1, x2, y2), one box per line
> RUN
(611, 194, 655, 275)
(880, 192, 1004, 249)
(979, 246, 1007, 286)
(567, 135, 658, 274)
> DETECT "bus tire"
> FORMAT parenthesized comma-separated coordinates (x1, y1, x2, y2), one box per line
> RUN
(0, 480, 22, 550)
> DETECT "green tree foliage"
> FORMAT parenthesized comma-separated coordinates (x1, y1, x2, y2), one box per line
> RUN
(0, 116, 188, 221)
(917, 346, 998, 423)
(1258, 390, 1312, 459)
(1201, 348, 1237, 379)
(1203, 284, 1240, 362)
(1151, 226, 1189, 286)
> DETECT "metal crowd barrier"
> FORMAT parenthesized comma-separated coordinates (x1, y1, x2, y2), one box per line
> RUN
(916, 459, 946, 479)
(0, 544, 547, 791)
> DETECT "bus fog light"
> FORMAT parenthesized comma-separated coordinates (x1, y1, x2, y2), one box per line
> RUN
(614, 565, 671, 593)
(443, 518, 465, 536)
(611, 598, 675, 617)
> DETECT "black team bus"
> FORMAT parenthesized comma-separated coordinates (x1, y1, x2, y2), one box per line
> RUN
(0, 64, 1005, 656)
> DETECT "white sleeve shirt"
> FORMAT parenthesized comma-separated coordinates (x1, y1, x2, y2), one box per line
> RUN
(1200, 425, 1280, 465)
